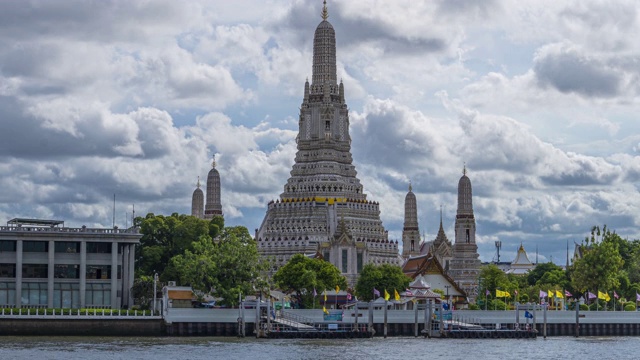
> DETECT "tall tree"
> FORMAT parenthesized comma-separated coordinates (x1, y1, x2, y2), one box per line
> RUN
(273, 254, 347, 309)
(355, 264, 411, 302)
(572, 226, 624, 294)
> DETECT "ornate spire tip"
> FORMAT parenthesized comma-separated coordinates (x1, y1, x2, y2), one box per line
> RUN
(212, 154, 217, 168)
(197, 176, 201, 188)
(321, 0, 328, 21)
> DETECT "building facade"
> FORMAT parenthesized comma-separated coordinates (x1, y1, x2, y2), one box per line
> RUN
(0, 218, 140, 309)
(255, 2, 401, 285)
(402, 184, 420, 258)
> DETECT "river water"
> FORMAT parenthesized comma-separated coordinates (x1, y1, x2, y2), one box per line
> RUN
(0, 336, 638, 359)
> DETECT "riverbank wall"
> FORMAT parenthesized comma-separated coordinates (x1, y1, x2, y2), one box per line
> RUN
(0, 318, 165, 336)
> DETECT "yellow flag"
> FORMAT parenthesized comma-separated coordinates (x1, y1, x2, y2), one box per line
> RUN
(598, 291, 606, 300)
(384, 289, 390, 301)
(323, 306, 329, 315)
(504, 291, 511, 298)
(324, 289, 327, 302)
(495, 289, 501, 297)
(394, 289, 400, 301)
(556, 290, 563, 298)
(335, 285, 340, 293)
(549, 290, 554, 298)
(604, 292, 611, 302)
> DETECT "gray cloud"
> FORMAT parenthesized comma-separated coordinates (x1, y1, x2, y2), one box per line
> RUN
(534, 45, 621, 97)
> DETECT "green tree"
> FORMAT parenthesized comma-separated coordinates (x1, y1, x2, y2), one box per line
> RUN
(170, 226, 268, 307)
(273, 254, 346, 309)
(354, 264, 411, 302)
(572, 226, 624, 294)
(527, 262, 564, 286)
(135, 213, 210, 279)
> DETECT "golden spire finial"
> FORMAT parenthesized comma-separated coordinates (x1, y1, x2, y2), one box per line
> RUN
(321, 0, 328, 21)
(197, 176, 201, 189)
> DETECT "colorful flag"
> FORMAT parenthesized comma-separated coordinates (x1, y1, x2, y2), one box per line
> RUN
(394, 289, 400, 301)
(524, 311, 533, 319)
(346, 293, 352, 301)
(614, 291, 619, 299)
(324, 289, 327, 302)
(514, 290, 519, 296)
(588, 292, 597, 299)
(565, 290, 572, 297)
(373, 288, 380, 297)
(322, 306, 329, 315)
(384, 289, 390, 301)
(637, 292, 640, 302)
(406, 289, 414, 296)
(496, 289, 501, 297)
(335, 285, 340, 293)
(556, 290, 563, 299)
(539, 290, 547, 298)
(597, 291, 607, 300)
(549, 290, 554, 298)
(486, 289, 490, 296)
(605, 292, 611, 302)
(313, 288, 317, 297)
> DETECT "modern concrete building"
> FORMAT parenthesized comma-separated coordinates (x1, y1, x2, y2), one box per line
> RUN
(0, 218, 141, 309)
(255, 1, 401, 285)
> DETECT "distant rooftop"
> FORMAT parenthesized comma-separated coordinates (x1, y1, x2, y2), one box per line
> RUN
(7, 218, 65, 227)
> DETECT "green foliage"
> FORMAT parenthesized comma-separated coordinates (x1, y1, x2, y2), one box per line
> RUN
(209, 215, 225, 239)
(468, 303, 480, 310)
(527, 262, 565, 286)
(170, 226, 268, 307)
(136, 213, 211, 279)
(354, 264, 411, 302)
(579, 304, 589, 311)
(624, 303, 637, 311)
(273, 254, 347, 309)
(130, 275, 156, 308)
(572, 226, 624, 293)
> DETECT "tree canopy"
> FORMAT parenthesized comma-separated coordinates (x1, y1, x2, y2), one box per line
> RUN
(354, 264, 411, 302)
(273, 254, 346, 309)
(571, 226, 624, 293)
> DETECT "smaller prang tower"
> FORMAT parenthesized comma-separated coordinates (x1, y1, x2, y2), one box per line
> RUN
(402, 183, 420, 258)
(449, 165, 481, 300)
(191, 176, 204, 219)
(204, 155, 223, 220)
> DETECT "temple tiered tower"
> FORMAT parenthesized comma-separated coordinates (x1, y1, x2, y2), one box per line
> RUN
(448, 165, 481, 300)
(256, 1, 400, 285)
(191, 176, 204, 219)
(204, 156, 223, 220)
(402, 183, 420, 258)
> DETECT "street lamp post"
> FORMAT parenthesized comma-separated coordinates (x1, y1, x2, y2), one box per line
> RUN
(153, 272, 158, 315)
(444, 285, 451, 310)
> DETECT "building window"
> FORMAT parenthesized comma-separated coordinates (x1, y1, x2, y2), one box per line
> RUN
(86, 283, 111, 307)
(86, 265, 111, 280)
(21, 282, 47, 305)
(0, 241, 16, 252)
(87, 242, 112, 254)
(357, 253, 363, 273)
(325, 121, 331, 131)
(23, 241, 48, 252)
(54, 283, 80, 308)
(466, 229, 470, 243)
(0, 263, 16, 278)
(55, 242, 80, 253)
(341, 249, 348, 273)
(22, 264, 48, 278)
(0, 282, 16, 306)
(324, 252, 330, 263)
(54, 264, 80, 279)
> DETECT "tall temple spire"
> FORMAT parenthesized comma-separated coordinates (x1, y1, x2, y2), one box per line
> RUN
(191, 176, 204, 219)
(257, 3, 398, 286)
(402, 182, 419, 258)
(204, 154, 223, 219)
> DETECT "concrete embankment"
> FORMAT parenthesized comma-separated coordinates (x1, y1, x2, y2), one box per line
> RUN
(0, 318, 165, 336)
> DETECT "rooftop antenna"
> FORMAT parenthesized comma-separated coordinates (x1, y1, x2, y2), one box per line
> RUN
(535, 244, 538, 264)
(132, 204, 136, 227)
(493, 240, 502, 263)
(566, 239, 570, 268)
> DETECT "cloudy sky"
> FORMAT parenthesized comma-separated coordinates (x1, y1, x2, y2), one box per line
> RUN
(2, 0, 639, 264)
